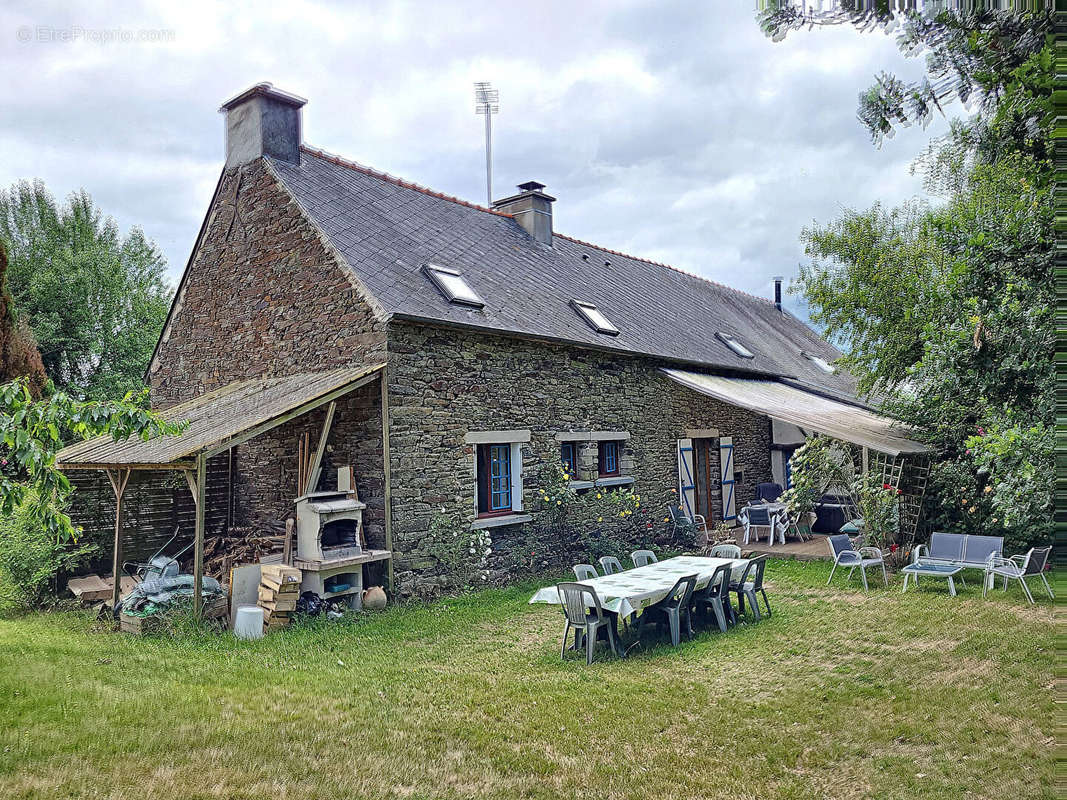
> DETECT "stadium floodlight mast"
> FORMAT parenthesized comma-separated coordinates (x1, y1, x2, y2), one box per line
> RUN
(474, 81, 499, 206)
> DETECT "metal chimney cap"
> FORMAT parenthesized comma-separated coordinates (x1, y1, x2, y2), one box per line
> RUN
(518, 180, 546, 193)
(219, 82, 307, 112)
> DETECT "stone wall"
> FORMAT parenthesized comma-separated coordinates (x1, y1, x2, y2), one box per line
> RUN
(149, 158, 386, 407)
(385, 321, 772, 596)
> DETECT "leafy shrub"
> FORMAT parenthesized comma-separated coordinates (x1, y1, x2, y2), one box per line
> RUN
(413, 513, 492, 591)
(0, 492, 97, 609)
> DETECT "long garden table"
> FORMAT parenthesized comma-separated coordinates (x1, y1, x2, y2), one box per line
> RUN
(529, 555, 749, 618)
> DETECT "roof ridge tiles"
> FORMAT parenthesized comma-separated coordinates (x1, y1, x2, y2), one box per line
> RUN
(301, 144, 773, 308)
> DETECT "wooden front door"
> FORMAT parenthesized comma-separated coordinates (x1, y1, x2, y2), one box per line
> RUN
(691, 437, 717, 524)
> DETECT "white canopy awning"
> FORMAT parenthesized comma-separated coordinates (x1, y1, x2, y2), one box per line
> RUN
(662, 369, 929, 457)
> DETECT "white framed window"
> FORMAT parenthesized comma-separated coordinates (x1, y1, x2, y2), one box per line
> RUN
(802, 351, 836, 374)
(570, 300, 619, 336)
(716, 331, 754, 359)
(465, 430, 530, 529)
(424, 263, 484, 308)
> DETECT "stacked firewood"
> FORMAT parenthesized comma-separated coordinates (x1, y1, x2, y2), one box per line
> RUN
(201, 524, 288, 580)
(259, 565, 301, 631)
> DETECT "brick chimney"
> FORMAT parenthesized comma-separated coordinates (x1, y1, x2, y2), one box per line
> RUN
(493, 181, 555, 246)
(219, 83, 307, 168)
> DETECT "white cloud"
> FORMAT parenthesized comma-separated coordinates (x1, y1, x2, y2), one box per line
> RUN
(0, 0, 953, 320)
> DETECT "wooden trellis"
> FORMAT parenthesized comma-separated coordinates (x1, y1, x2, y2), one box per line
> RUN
(869, 451, 931, 543)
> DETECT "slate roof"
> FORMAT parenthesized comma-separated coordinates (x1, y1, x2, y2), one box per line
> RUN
(269, 146, 862, 403)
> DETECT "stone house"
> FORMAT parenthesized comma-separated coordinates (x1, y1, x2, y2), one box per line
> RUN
(60, 84, 926, 598)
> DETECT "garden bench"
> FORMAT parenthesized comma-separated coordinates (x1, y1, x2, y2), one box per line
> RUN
(911, 532, 1003, 588)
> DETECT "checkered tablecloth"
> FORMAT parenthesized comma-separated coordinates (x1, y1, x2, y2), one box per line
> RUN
(529, 555, 750, 618)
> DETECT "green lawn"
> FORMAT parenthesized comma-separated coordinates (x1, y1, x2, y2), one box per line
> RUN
(0, 560, 1054, 800)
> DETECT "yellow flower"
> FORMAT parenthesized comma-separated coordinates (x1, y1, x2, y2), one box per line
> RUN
(983, 486, 992, 494)
(557, 500, 562, 506)
(619, 512, 625, 518)
(634, 501, 640, 508)
(597, 517, 603, 522)
(596, 493, 602, 499)
(663, 517, 669, 523)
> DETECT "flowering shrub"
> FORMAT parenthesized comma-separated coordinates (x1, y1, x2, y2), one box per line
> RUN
(501, 462, 673, 574)
(782, 436, 904, 549)
(416, 513, 492, 589)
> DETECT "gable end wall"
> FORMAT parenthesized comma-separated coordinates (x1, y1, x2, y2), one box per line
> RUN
(150, 158, 386, 407)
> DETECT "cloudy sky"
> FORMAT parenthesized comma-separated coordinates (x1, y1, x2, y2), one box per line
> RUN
(1, 0, 952, 317)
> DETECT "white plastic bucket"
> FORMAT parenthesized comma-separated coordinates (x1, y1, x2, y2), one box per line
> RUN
(234, 605, 264, 640)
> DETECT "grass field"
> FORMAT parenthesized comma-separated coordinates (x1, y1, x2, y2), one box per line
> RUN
(0, 560, 1054, 800)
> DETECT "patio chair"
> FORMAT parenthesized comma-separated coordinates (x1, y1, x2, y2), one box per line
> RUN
(710, 543, 742, 559)
(637, 573, 698, 647)
(826, 534, 887, 591)
(983, 545, 1053, 604)
(556, 582, 621, 665)
(572, 564, 598, 581)
(598, 555, 624, 575)
(741, 504, 776, 545)
(631, 549, 657, 568)
(691, 562, 734, 633)
(730, 555, 770, 621)
(668, 504, 707, 543)
(784, 511, 815, 542)
(756, 482, 783, 502)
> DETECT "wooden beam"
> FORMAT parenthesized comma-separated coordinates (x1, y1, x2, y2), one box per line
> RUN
(105, 468, 131, 613)
(202, 368, 383, 458)
(183, 468, 197, 499)
(380, 373, 394, 593)
(305, 401, 336, 495)
(192, 452, 207, 617)
(57, 461, 197, 471)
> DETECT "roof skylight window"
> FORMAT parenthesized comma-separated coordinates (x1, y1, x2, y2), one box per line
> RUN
(716, 332, 754, 359)
(802, 351, 836, 374)
(571, 300, 619, 336)
(424, 264, 484, 308)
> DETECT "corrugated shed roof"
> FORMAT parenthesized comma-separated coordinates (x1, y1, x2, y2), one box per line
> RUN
(268, 147, 862, 401)
(56, 365, 384, 468)
(662, 369, 929, 457)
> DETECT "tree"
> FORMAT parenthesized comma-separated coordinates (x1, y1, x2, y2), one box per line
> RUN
(760, 4, 1052, 152)
(787, 21, 1053, 551)
(0, 379, 185, 544)
(0, 181, 172, 400)
(0, 240, 47, 397)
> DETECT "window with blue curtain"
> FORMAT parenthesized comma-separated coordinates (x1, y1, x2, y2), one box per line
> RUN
(489, 444, 511, 511)
(560, 442, 575, 477)
(598, 441, 620, 476)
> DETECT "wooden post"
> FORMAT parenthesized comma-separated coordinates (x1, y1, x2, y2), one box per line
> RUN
(380, 373, 394, 593)
(192, 453, 207, 617)
(106, 468, 132, 614)
(306, 400, 337, 495)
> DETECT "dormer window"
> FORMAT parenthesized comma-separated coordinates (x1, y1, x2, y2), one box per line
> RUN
(424, 264, 484, 308)
(571, 300, 619, 336)
(716, 332, 754, 359)
(803, 351, 836, 374)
